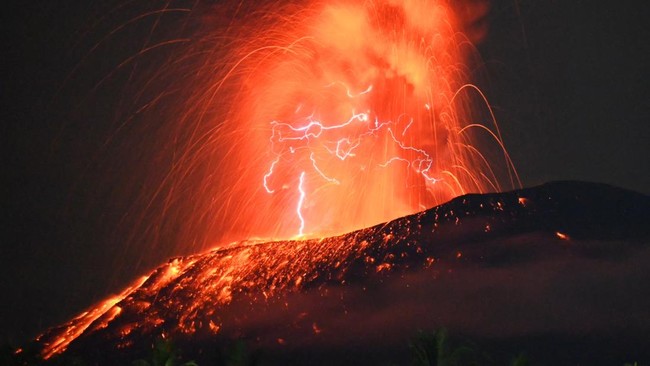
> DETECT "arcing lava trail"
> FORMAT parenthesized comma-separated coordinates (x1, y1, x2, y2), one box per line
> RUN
(35, 181, 650, 363)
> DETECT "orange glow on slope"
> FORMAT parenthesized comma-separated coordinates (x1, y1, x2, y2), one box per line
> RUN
(39, 276, 149, 359)
(156, 0, 519, 247)
(37, 189, 557, 359)
(36, 179, 647, 360)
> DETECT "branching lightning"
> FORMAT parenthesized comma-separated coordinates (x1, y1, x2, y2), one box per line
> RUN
(58, 0, 520, 277)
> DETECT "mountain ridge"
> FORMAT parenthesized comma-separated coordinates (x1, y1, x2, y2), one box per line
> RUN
(33, 180, 650, 364)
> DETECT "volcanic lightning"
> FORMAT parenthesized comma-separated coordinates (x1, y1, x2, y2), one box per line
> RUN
(122, 0, 520, 247)
(35, 0, 523, 359)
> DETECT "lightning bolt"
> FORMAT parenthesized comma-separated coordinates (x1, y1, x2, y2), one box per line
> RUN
(297, 171, 306, 236)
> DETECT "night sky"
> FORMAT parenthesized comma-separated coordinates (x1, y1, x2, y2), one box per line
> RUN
(1, 0, 649, 345)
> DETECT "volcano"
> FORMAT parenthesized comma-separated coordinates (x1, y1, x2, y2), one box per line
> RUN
(29, 181, 650, 365)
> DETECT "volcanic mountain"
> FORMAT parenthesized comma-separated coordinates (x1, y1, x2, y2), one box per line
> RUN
(31, 181, 650, 365)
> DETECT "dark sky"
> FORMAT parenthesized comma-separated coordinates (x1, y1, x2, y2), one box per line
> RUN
(480, 1, 650, 193)
(1, 0, 649, 345)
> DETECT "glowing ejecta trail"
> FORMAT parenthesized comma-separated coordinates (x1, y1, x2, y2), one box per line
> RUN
(297, 171, 306, 236)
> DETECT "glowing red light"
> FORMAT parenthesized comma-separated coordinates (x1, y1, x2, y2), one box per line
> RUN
(555, 232, 570, 240)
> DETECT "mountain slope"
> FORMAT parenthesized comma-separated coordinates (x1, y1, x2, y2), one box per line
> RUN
(35, 181, 650, 364)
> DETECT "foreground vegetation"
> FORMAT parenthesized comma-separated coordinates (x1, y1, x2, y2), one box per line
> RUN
(2, 329, 645, 366)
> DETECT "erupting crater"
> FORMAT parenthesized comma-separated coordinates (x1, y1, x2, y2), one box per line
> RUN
(19, 1, 650, 365)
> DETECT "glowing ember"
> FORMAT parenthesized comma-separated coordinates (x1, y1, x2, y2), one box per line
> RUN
(556, 232, 570, 240)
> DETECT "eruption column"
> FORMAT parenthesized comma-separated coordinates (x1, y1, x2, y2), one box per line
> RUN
(196, 0, 519, 240)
